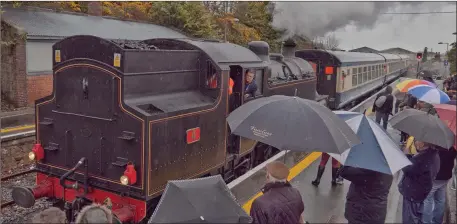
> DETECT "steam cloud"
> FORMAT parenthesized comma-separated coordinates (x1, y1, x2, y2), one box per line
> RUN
(271, 2, 456, 39)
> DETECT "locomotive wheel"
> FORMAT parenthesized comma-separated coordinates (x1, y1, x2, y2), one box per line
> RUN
(11, 186, 35, 208)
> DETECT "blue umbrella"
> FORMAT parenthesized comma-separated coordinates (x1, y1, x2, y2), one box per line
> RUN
(328, 111, 411, 175)
(408, 84, 450, 104)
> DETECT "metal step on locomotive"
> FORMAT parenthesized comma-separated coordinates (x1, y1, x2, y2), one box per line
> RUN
(11, 35, 321, 223)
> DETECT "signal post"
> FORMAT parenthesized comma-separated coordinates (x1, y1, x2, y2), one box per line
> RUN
(416, 52, 423, 78)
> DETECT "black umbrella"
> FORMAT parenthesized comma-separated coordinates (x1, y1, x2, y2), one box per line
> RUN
(227, 95, 361, 154)
(389, 108, 455, 148)
(148, 175, 251, 223)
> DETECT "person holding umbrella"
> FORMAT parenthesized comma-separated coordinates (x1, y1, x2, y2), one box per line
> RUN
(422, 145, 457, 224)
(389, 109, 455, 224)
(398, 140, 440, 224)
(339, 166, 393, 224)
(327, 111, 411, 224)
(311, 153, 343, 187)
(250, 161, 305, 224)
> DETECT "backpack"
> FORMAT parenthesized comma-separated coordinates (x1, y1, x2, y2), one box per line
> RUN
(375, 95, 387, 108)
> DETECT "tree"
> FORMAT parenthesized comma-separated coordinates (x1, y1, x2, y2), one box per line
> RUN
(232, 2, 282, 51)
(422, 47, 428, 62)
(311, 34, 340, 50)
(323, 33, 340, 50)
(149, 2, 219, 39)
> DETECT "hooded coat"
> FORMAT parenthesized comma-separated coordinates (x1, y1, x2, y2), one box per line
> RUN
(340, 166, 393, 224)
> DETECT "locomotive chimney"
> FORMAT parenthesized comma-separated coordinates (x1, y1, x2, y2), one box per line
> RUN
(87, 2, 103, 16)
(248, 41, 270, 62)
(282, 39, 297, 58)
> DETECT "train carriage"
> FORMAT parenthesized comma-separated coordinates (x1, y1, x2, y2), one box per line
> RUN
(295, 50, 410, 110)
(13, 35, 318, 223)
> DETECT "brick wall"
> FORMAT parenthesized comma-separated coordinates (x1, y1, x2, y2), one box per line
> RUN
(1, 21, 28, 109)
(27, 74, 53, 105)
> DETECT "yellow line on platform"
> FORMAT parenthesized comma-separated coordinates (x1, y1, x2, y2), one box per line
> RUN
(365, 106, 373, 116)
(0, 125, 35, 133)
(242, 152, 322, 213)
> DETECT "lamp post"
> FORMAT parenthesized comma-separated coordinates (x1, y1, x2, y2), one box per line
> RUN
(438, 42, 449, 52)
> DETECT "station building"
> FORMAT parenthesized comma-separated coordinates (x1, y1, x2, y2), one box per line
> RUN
(1, 3, 186, 108)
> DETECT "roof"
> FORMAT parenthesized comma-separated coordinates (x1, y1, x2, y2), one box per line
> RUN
(1, 7, 187, 40)
(330, 50, 383, 63)
(182, 39, 263, 65)
(378, 53, 402, 61)
(349, 46, 379, 53)
(381, 47, 414, 54)
(296, 49, 404, 67)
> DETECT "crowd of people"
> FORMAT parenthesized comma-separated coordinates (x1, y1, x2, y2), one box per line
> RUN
(248, 75, 457, 224)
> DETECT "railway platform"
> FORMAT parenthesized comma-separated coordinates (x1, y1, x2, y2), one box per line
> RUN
(230, 72, 450, 223)
(0, 108, 35, 142)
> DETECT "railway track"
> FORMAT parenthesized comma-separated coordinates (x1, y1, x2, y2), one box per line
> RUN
(1, 169, 35, 209)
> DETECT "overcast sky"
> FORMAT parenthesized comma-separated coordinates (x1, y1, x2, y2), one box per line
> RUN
(272, 1, 456, 53)
(333, 2, 456, 52)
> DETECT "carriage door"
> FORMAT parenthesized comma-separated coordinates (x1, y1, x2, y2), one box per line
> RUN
(315, 61, 337, 107)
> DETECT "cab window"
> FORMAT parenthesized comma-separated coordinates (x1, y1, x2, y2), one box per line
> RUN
(206, 61, 219, 89)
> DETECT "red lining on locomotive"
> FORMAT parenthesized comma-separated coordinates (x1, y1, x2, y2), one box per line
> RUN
(36, 173, 146, 223)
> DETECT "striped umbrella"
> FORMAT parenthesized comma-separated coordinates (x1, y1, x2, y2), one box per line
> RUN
(408, 85, 451, 104)
(396, 78, 437, 92)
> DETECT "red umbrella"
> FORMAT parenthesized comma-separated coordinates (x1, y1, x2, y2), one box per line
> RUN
(434, 104, 457, 148)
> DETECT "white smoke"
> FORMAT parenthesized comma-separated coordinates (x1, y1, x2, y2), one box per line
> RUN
(271, 2, 456, 39)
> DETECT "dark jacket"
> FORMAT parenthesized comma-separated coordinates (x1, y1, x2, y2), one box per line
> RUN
(245, 80, 258, 98)
(250, 182, 304, 224)
(340, 166, 393, 224)
(372, 92, 394, 114)
(436, 146, 457, 180)
(398, 147, 440, 202)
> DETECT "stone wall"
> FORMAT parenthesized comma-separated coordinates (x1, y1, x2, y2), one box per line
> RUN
(1, 21, 28, 109)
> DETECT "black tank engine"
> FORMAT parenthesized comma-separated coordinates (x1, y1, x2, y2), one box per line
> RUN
(13, 35, 319, 223)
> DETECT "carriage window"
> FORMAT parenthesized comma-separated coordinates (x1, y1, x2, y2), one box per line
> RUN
(363, 72, 368, 83)
(352, 74, 358, 86)
(363, 67, 367, 72)
(358, 73, 363, 84)
(352, 68, 357, 74)
(206, 61, 219, 89)
(358, 67, 362, 73)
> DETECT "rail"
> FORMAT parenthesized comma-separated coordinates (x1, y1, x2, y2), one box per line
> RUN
(1, 169, 36, 209)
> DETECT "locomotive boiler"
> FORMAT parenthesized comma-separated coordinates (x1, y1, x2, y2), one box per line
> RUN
(12, 35, 319, 223)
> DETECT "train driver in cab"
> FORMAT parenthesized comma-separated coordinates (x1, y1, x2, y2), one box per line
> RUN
(245, 69, 258, 99)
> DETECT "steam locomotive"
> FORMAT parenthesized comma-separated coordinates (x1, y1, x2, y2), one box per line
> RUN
(12, 36, 319, 223)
